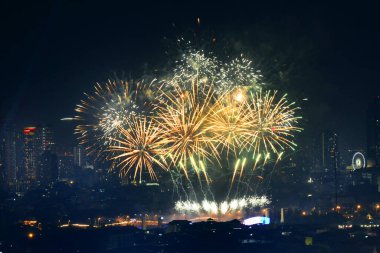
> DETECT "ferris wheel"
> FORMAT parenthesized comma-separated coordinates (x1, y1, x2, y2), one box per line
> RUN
(352, 152, 366, 170)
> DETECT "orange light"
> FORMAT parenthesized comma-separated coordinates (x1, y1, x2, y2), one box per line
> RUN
(27, 232, 34, 239)
(23, 127, 36, 135)
(357, 205, 361, 209)
(336, 205, 341, 210)
(376, 204, 380, 209)
(302, 211, 307, 216)
(23, 220, 38, 226)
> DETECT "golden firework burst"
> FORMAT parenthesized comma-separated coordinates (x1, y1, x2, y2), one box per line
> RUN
(155, 80, 219, 180)
(108, 115, 168, 181)
(246, 89, 302, 158)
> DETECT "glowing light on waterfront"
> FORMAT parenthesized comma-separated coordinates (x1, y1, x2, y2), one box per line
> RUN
(175, 196, 270, 215)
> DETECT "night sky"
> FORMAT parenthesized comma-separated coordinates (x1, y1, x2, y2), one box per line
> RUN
(2, 1, 380, 161)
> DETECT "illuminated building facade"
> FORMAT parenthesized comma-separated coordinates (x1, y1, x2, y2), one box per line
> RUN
(22, 125, 58, 186)
(321, 130, 340, 173)
(73, 145, 85, 167)
(318, 130, 340, 206)
(40, 125, 55, 152)
(0, 124, 22, 191)
(23, 127, 39, 183)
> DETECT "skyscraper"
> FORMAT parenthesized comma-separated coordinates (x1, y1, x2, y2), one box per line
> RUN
(321, 130, 340, 172)
(40, 125, 55, 152)
(23, 126, 39, 183)
(321, 130, 340, 206)
(0, 127, 5, 189)
(367, 96, 380, 165)
(57, 152, 74, 180)
(22, 125, 57, 186)
(0, 124, 21, 191)
(39, 150, 58, 185)
(73, 145, 85, 167)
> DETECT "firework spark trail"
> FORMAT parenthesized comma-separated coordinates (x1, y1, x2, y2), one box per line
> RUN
(207, 91, 252, 155)
(155, 80, 220, 180)
(175, 195, 271, 215)
(108, 115, 168, 181)
(75, 79, 301, 197)
(73, 45, 303, 211)
(74, 80, 158, 158)
(163, 49, 263, 96)
(245, 89, 302, 164)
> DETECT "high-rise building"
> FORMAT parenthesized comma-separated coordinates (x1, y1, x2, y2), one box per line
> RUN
(321, 130, 340, 206)
(0, 127, 5, 189)
(321, 130, 340, 172)
(23, 126, 39, 183)
(38, 150, 58, 185)
(0, 124, 21, 191)
(367, 96, 380, 165)
(73, 145, 85, 167)
(40, 125, 55, 152)
(22, 125, 58, 186)
(57, 152, 74, 180)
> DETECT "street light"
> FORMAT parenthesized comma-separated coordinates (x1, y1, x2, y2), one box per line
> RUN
(27, 232, 34, 239)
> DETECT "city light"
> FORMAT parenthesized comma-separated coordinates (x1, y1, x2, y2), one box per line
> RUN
(243, 216, 270, 225)
(1, 5, 380, 253)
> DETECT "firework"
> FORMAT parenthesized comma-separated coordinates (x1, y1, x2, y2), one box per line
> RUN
(245, 89, 302, 159)
(155, 80, 219, 180)
(108, 115, 168, 181)
(74, 80, 155, 157)
(219, 55, 262, 94)
(163, 49, 262, 96)
(73, 44, 302, 214)
(207, 87, 252, 155)
(175, 195, 271, 215)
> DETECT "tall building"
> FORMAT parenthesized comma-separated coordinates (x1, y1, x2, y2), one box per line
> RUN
(321, 130, 340, 172)
(321, 130, 340, 206)
(57, 152, 74, 180)
(40, 125, 55, 152)
(22, 125, 57, 186)
(73, 145, 85, 167)
(0, 127, 5, 189)
(0, 124, 21, 191)
(38, 150, 58, 185)
(367, 96, 380, 165)
(23, 126, 39, 183)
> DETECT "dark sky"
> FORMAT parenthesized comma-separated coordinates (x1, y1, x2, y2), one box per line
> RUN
(1, 1, 380, 160)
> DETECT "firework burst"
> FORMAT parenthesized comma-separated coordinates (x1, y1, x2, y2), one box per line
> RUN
(155, 80, 219, 180)
(175, 195, 271, 215)
(207, 89, 252, 155)
(163, 49, 262, 96)
(246, 89, 302, 158)
(74, 79, 156, 157)
(73, 44, 303, 213)
(109, 115, 168, 181)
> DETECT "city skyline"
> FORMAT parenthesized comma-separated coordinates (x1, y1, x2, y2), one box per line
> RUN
(1, 2, 380, 253)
